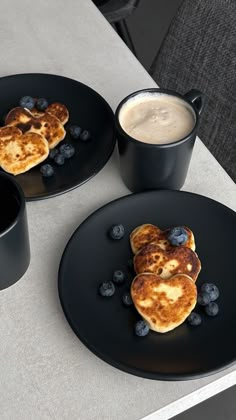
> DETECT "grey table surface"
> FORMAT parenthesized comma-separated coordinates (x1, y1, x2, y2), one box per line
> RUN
(0, 1, 235, 420)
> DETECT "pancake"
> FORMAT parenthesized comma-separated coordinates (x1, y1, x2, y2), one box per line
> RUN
(0, 126, 49, 175)
(130, 223, 195, 254)
(131, 273, 197, 333)
(133, 243, 201, 282)
(46, 102, 69, 125)
(5, 107, 66, 149)
(130, 224, 162, 254)
(0, 126, 22, 141)
(31, 102, 69, 125)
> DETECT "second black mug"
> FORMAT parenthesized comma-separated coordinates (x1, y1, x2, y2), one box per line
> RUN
(0, 172, 30, 290)
(115, 88, 205, 192)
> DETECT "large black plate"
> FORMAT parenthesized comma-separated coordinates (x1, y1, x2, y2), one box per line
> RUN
(58, 190, 236, 380)
(0, 73, 115, 200)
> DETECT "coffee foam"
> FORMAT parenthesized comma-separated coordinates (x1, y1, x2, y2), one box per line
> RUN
(119, 93, 196, 144)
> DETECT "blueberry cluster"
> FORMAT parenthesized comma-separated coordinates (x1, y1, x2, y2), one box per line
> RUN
(40, 143, 76, 177)
(40, 123, 92, 176)
(98, 266, 132, 308)
(69, 125, 91, 142)
(99, 224, 150, 337)
(19, 96, 48, 111)
(187, 283, 220, 326)
(99, 226, 136, 303)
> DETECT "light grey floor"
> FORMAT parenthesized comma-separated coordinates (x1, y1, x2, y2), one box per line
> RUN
(96, 1, 236, 419)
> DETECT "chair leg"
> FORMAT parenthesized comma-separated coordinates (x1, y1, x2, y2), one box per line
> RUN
(114, 20, 137, 57)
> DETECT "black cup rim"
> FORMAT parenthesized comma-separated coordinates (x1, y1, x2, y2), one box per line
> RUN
(115, 88, 199, 148)
(0, 172, 25, 237)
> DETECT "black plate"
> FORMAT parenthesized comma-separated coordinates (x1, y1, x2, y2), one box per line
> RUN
(58, 190, 236, 380)
(0, 73, 115, 201)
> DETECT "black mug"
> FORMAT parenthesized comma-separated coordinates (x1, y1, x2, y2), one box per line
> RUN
(115, 88, 205, 192)
(0, 172, 30, 290)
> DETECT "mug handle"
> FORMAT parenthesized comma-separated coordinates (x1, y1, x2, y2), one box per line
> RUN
(184, 89, 205, 116)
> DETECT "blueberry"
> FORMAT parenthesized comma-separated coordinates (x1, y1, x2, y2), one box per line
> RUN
(122, 291, 133, 306)
(134, 320, 149, 337)
(54, 153, 65, 166)
(60, 144, 75, 159)
(200, 283, 219, 301)
(35, 98, 48, 111)
(109, 224, 125, 240)
(69, 125, 82, 139)
(49, 148, 59, 159)
(168, 226, 188, 246)
(187, 312, 202, 326)
(113, 270, 126, 285)
(40, 164, 54, 177)
(19, 96, 35, 110)
(197, 292, 211, 306)
(99, 281, 115, 297)
(205, 302, 219, 317)
(80, 129, 91, 142)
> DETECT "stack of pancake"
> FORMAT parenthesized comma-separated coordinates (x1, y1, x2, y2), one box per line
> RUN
(0, 103, 69, 175)
(130, 224, 201, 333)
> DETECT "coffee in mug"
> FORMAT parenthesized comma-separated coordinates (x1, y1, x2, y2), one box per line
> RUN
(115, 88, 205, 193)
(118, 93, 196, 144)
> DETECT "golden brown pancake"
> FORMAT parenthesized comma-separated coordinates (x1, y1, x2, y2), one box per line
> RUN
(5, 107, 65, 149)
(31, 102, 69, 125)
(46, 102, 69, 125)
(131, 273, 197, 333)
(130, 223, 195, 254)
(0, 126, 22, 141)
(0, 126, 49, 175)
(130, 224, 162, 254)
(133, 243, 201, 282)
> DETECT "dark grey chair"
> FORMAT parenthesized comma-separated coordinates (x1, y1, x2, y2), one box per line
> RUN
(93, 0, 140, 55)
(150, 0, 236, 182)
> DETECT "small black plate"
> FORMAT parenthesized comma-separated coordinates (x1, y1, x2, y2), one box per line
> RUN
(58, 190, 236, 380)
(0, 73, 115, 201)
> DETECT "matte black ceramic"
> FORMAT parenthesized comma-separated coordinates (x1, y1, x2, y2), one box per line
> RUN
(0, 172, 30, 290)
(0, 73, 115, 201)
(58, 190, 236, 380)
(115, 88, 205, 192)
